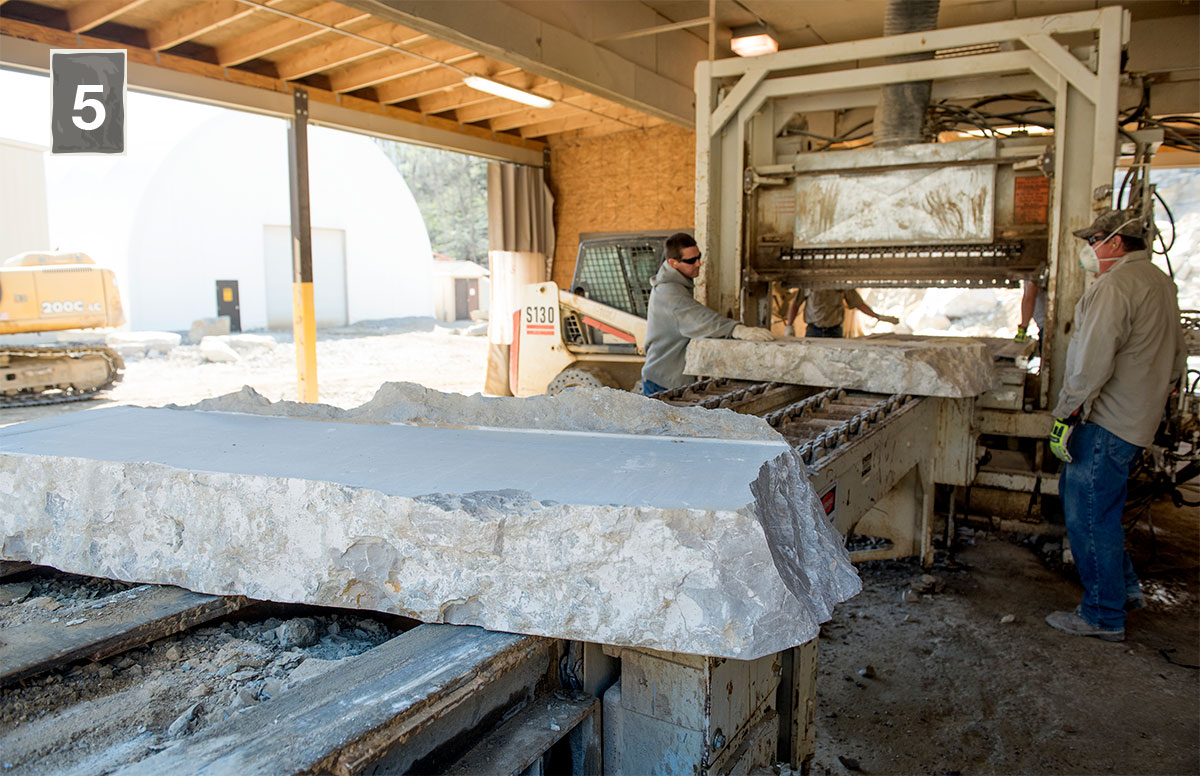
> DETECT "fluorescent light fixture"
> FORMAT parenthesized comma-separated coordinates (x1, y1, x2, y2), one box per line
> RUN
(730, 22, 778, 57)
(463, 76, 553, 109)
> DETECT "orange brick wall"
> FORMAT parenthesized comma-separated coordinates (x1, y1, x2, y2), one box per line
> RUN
(547, 124, 695, 288)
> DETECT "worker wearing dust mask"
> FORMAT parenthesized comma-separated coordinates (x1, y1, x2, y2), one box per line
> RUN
(641, 233, 775, 396)
(1044, 209, 1186, 642)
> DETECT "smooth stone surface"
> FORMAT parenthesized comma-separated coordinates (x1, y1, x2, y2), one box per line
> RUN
(0, 399, 860, 659)
(685, 335, 997, 398)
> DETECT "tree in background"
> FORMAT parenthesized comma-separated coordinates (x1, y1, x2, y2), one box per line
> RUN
(376, 139, 488, 266)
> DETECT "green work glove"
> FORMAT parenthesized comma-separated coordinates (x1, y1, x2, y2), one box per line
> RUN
(1014, 325, 1028, 343)
(1049, 417, 1075, 463)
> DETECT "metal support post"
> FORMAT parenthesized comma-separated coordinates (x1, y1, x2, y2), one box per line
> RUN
(287, 87, 318, 403)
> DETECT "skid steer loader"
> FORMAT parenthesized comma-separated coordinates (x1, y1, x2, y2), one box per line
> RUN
(510, 230, 687, 397)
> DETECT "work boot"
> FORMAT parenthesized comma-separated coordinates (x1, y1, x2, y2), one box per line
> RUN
(1045, 609, 1125, 642)
(1125, 592, 1147, 611)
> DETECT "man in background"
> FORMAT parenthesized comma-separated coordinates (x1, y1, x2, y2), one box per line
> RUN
(787, 288, 900, 338)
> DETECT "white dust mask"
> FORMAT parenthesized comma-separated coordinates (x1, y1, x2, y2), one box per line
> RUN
(1078, 217, 1140, 274)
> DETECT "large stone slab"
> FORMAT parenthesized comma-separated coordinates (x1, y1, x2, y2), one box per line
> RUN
(0, 391, 859, 660)
(685, 335, 997, 398)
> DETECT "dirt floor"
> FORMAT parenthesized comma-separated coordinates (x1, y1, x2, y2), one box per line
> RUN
(1, 319, 1197, 775)
(810, 497, 1200, 775)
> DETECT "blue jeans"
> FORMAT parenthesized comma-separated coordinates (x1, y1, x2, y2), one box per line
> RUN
(642, 378, 668, 397)
(1060, 422, 1142, 630)
(806, 323, 843, 338)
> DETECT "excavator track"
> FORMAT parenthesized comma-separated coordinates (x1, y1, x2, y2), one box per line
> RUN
(0, 345, 125, 408)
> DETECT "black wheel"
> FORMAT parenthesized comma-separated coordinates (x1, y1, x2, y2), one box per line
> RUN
(547, 366, 619, 394)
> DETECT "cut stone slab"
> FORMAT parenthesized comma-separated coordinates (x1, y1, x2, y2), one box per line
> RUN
(685, 335, 997, 398)
(0, 396, 859, 660)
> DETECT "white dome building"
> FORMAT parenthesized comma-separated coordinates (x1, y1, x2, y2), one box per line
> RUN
(121, 111, 432, 331)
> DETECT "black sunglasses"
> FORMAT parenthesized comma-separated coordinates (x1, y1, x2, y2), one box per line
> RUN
(674, 253, 701, 265)
(1087, 234, 1108, 246)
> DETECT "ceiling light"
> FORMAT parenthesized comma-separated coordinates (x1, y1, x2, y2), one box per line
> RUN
(462, 76, 553, 109)
(730, 22, 778, 57)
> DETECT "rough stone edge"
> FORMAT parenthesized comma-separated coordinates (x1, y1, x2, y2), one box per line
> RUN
(684, 338, 997, 398)
(0, 446, 859, 659)
(170, 382, 782, 442)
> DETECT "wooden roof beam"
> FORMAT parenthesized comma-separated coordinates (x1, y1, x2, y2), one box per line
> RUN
(147, 0, 264, 51)
(67, 0, 153, 33)
(215, 1, 370, 67)
(518, 112, 629, 139)
(489, 103, 584, 133)
(424, 76, 566, 118)
(327, 39, 477, 93)
(373, 58, 518, 104)
(274, 21, 428, 81)
(340, 0, 695, 127)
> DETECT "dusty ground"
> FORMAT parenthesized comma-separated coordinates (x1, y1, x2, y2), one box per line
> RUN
(811, 500, 1200, 775)
(1, 319, 1197, 774)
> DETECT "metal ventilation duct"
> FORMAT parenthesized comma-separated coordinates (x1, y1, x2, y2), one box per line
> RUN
(875, 0, 941, 148)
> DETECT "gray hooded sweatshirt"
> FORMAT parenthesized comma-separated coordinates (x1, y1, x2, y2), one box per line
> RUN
(641, 262, 739, 389)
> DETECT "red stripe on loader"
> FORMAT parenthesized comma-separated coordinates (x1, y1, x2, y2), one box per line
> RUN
(581, 316, 635, 343)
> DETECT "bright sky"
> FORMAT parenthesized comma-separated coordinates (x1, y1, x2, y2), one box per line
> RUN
(0, 67, 252, 176)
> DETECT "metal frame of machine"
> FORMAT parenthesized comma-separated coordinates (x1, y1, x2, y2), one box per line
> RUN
(686, 9, 1143, 544)
(694, 8, 1127, 412)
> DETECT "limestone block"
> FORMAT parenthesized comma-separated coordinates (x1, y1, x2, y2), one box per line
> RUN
(199, 337, 239, 363)
(188, 317, 231, 344)
(0, 398, 860, 660)
(684, 336, 997, 398)
(225, 333, 277, 354)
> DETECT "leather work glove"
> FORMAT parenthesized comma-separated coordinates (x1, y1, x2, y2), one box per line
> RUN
(1049, 416, 1076, 463)
(732, 325, 775, 342)
(878, 315, 900, 325)
(1014, 325, 1028, 343)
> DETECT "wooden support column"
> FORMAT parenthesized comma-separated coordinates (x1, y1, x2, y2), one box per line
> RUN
(288, 87, 318, 403)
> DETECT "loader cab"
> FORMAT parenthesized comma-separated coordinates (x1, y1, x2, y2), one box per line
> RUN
(511, 230, 690, 397)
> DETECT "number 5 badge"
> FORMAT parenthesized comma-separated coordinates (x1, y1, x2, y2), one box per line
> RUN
(51, 49, 127, 155)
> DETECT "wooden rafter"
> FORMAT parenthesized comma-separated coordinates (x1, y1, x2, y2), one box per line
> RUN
(519, 112, 630, 138)
(0, 16, 546, 157)
(490, 102, 588, 133)
(373, 58, 516, 104)
(5, 0, 666, 145)
(274, 21, 427, 81)
(327, 39, 477, 93)
(147, 0, 260, 51)
(215, 1, 370, 67)
(422, 75, 564, 118)
(67, 0, 152, 33)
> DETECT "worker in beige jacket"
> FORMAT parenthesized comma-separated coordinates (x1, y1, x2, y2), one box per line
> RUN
(1045, 208, 1186, 643)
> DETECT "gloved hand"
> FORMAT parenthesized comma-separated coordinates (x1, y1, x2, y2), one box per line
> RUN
(1049, 417, 1075, 463)
(1014, 325, 1028, 343)
(878, 315, 900, 325)
(732, 324, 775, 342)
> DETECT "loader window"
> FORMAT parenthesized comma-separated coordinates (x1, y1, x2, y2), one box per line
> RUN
(572, 235, 669, 319)
(574, 244, 630, 313)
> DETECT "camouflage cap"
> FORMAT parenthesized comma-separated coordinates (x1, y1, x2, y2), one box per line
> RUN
(1071, 208, 1147, 240)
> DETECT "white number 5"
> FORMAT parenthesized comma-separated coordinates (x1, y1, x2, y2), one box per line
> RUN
(72, 84, 106, 130)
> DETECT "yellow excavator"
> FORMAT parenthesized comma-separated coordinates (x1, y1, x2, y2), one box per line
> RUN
(0, 251, 126, 407)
